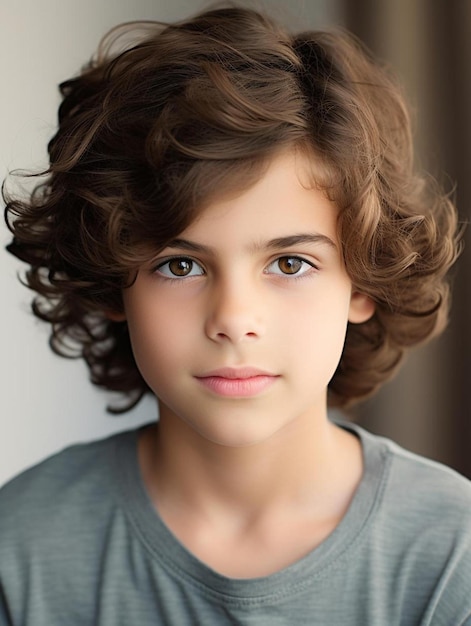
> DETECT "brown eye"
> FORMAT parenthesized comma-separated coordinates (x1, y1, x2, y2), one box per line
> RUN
(265, 256, 314, 277)
(169, 259, 193, 276)
(277, 257, 304, 274)
(155, 257, 204, 278)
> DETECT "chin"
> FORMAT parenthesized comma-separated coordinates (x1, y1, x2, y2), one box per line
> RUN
(191, 416, 294, 449)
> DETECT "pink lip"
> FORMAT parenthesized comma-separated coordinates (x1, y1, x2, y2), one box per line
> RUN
(195, 368, 279, 398)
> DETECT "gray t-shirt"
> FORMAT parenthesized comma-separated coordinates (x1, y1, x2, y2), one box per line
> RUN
(1, 421, 470, 625)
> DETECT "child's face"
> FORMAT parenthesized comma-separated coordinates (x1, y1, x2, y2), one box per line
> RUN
(122, 150, 373, 447)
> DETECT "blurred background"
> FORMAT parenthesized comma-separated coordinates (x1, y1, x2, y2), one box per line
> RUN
(343, 0, 471, 479)
(1, 0, 470, 486)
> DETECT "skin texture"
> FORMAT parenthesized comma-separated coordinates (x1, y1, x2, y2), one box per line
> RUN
(121, 150, 375, 577)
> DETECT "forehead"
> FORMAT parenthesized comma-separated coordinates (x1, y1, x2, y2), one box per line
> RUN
(179, 150, 340, 248)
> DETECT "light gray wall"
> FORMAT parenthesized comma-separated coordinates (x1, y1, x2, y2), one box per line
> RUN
(0, 0, 342, 486)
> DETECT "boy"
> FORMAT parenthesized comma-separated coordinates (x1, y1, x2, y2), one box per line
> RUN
(1, 5, 470, 625)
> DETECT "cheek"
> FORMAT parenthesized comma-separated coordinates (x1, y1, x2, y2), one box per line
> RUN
(283, 288, 351, 371)
(124, 296, 190, 388)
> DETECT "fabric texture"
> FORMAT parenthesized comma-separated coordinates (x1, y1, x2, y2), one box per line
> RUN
(0, 421, 470, 625)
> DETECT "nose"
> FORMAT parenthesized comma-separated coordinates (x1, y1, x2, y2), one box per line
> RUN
(204, 280, 265, 344)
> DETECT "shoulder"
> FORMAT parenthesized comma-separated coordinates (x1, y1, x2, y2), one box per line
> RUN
(344, 421, 471, 510)
(0, 426, 146, 621)
(0, 427, 139, 547)
(381, 437, 471, 620)
(349, 424, 471, 619)
(373, 429, 471, 517)
(344, 420, 471, 558)
(356, 425, 471, 593)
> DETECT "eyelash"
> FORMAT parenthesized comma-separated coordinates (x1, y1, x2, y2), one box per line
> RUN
(152, 255, 318, 281)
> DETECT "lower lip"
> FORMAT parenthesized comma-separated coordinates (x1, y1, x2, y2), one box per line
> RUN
(195, 375, 278, 398)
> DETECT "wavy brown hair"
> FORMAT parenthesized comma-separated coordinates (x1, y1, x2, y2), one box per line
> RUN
(3, 6, 460, 412)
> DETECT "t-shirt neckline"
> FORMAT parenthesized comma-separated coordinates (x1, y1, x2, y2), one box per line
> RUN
(115, 421, 390, 603)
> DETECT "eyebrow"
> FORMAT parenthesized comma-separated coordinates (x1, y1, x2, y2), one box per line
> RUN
(164, 233, 337, 255)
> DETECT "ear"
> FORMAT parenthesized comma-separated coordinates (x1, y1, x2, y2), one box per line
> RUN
(348, 292, 375, 324)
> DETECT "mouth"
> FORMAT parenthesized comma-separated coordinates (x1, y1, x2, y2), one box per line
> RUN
(198, 367, 275, 379)
(195, 367, 279, 398)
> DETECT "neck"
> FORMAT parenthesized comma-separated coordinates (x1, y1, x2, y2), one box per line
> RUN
(139, 405, 361, 525)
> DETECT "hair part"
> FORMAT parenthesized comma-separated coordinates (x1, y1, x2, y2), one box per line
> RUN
(4, 6, 461, 412)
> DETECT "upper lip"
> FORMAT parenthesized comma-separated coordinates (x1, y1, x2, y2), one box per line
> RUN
(196, 367, 276, 379)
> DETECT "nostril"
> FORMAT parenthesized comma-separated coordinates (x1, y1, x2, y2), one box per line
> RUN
(213, 330, 259, 342)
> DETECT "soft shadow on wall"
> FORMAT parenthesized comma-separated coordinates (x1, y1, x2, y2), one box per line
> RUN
(341, 0, 471, 478)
